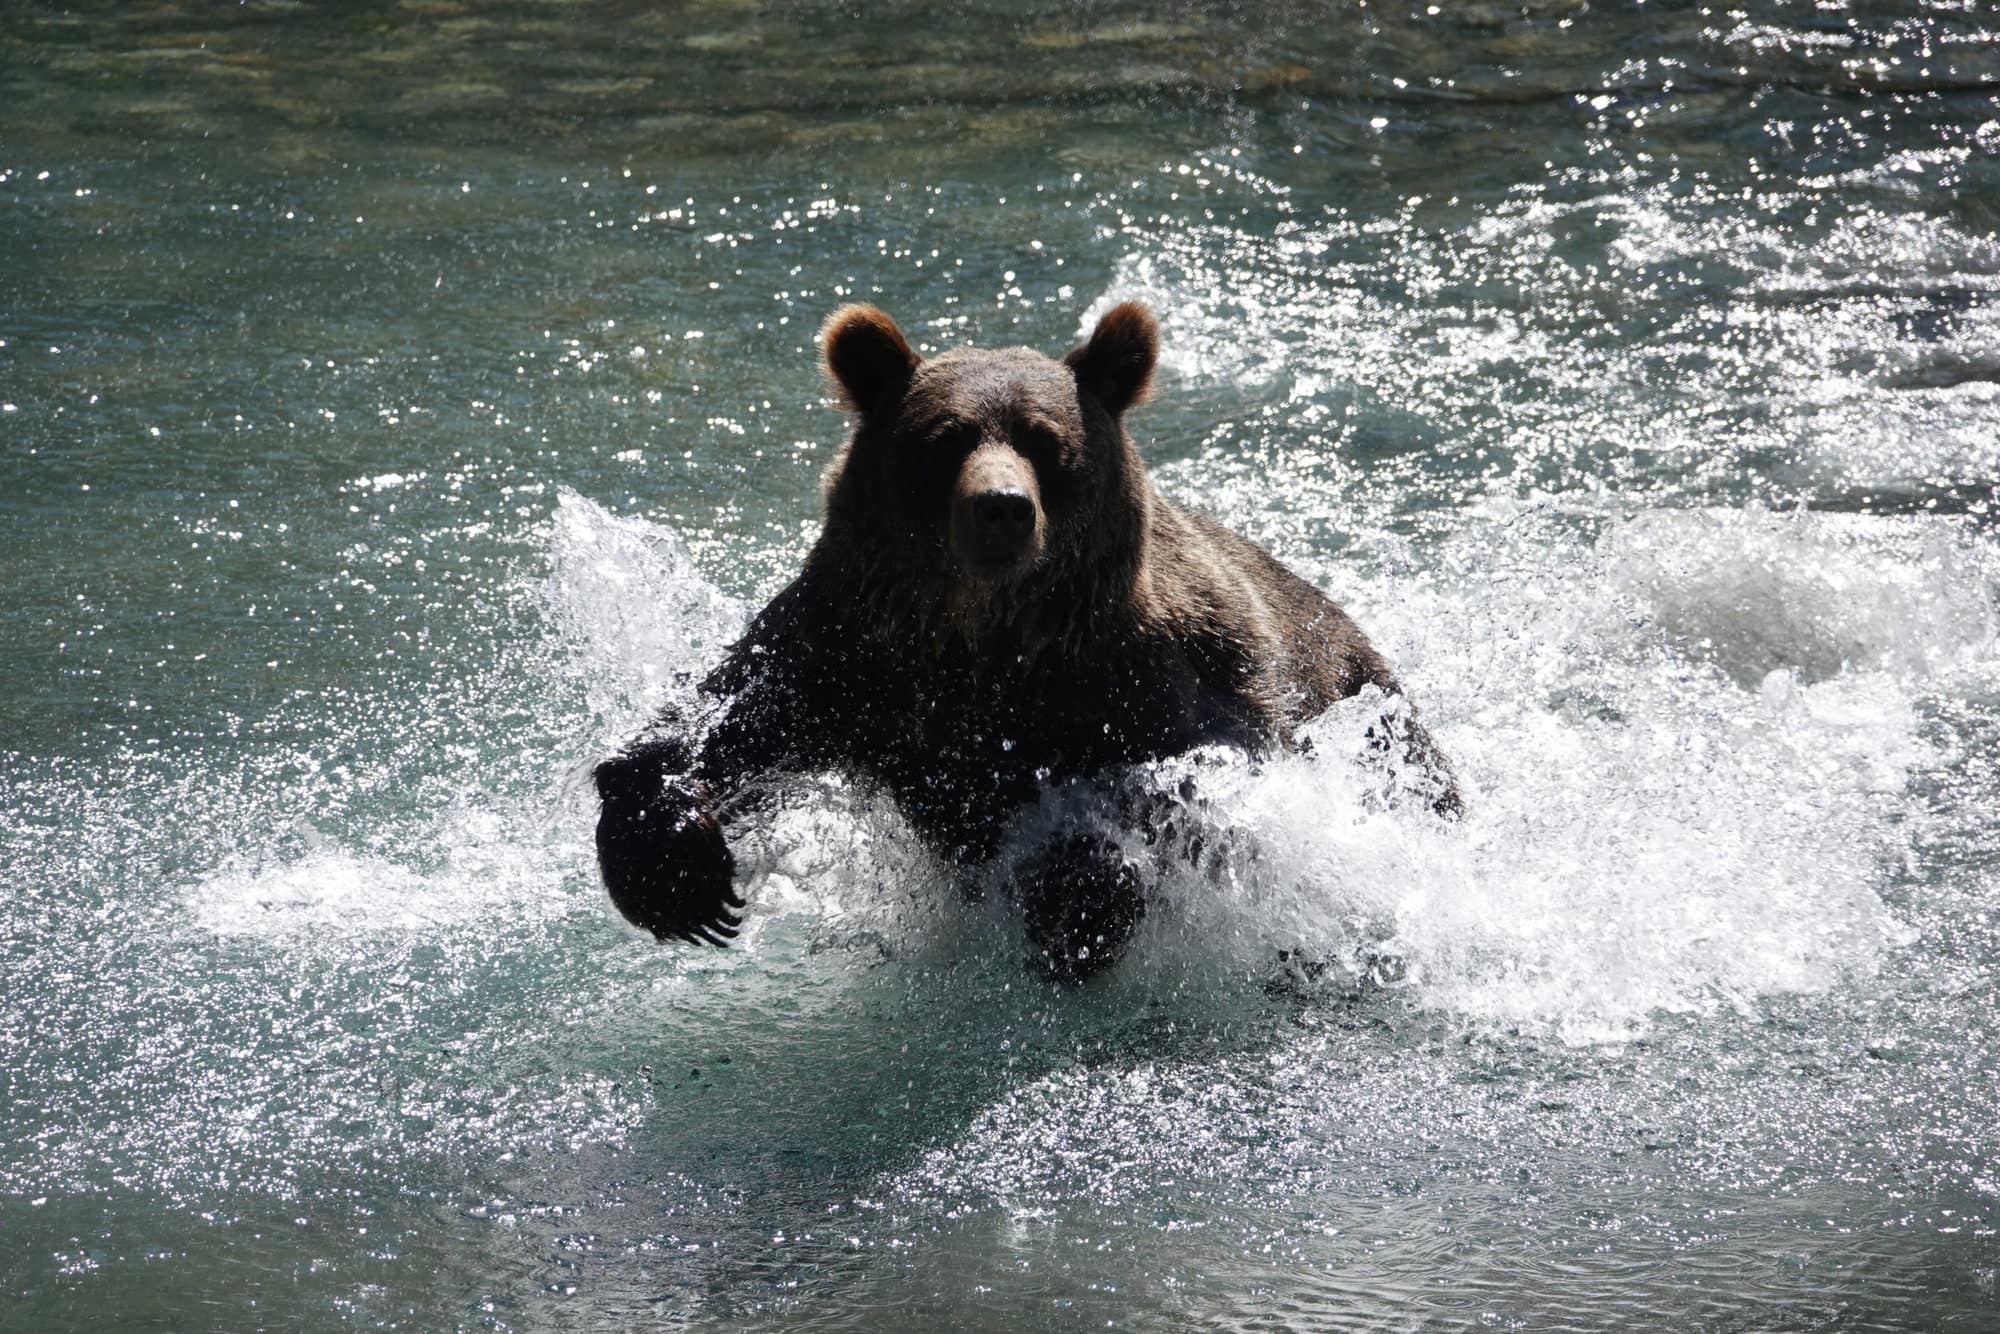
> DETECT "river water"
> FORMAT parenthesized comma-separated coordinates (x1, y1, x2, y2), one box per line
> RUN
(4, 2, 1999, 1329)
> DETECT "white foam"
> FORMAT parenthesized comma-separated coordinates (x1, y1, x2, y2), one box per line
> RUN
(1600, 507, 1999, 685)
(544, 485, 746, 735)
(1289, 503, 1980, 1039)
(187, 806, 570, 939)
(526, 495, 1995, 1038)
(181, 481, 1987, 1038)
(242, 491, 1967, 1040)
(284, 476, 2000, 1038)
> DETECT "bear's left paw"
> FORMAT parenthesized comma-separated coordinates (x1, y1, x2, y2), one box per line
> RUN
(1015, 834, 1146, 984)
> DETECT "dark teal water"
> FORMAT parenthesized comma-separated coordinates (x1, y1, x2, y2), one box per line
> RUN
(4, 2, 1999, 1329)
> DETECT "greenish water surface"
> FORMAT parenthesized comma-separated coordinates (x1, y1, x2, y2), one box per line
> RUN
(4, 2, 1999, 1329)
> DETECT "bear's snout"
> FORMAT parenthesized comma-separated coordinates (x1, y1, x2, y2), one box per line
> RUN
(951, 449, 1044, 575)
(972, 486, 1034, 543)
(955, 486, 1040, 572)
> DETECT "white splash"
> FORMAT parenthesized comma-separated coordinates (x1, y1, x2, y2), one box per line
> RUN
(1603, 508, 1998, 683)
(186, 805, 571, 939)
(194, 493, 1975, 1037)
(1250, 502, 1983, 1040)
(528, 495, 1990, 1040)
(544, 485, 746, 735)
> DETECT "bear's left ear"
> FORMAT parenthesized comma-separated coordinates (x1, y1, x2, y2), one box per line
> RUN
(1064, 301, 1159, 418)
(821, 304, 921, 415)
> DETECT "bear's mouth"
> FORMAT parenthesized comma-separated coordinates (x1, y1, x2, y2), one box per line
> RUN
(954, 541, 1041, 581)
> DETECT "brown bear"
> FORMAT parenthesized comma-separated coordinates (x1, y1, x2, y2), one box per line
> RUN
(594, 302, 1458, 981)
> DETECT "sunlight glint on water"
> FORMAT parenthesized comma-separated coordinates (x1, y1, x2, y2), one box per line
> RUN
(3, 1, 1999, 1329)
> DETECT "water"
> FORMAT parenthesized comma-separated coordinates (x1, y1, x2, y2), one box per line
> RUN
(4, 1, 1998, 1328)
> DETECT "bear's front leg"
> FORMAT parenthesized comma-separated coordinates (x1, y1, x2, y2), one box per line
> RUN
(1015, 833, 1146, 984)
(594, 740, 743, 945)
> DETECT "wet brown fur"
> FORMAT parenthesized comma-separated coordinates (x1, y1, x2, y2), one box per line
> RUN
(594, 301, 1457, 973)
(811, 303, 1396, 737)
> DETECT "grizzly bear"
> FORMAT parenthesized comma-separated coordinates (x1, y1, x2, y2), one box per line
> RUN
(594, 302, 1458, 981)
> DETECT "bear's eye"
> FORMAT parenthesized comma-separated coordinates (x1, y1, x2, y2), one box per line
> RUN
(923, 418, 979, 453)
(915, 418, 979, 487)
(1014, 421, 1069, 465)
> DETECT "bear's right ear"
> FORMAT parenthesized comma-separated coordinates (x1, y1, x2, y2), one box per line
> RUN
(1065, 301, 1159, 418)
(821, 304, 921, 415)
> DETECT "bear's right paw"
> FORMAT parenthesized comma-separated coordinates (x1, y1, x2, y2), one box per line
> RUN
(594, 772, 744, 947)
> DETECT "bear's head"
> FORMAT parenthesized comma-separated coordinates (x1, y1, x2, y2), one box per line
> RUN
(817, 302, 1160, 649)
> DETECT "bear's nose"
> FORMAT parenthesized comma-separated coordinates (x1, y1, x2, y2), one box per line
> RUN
(969, 488, 1035, 545)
